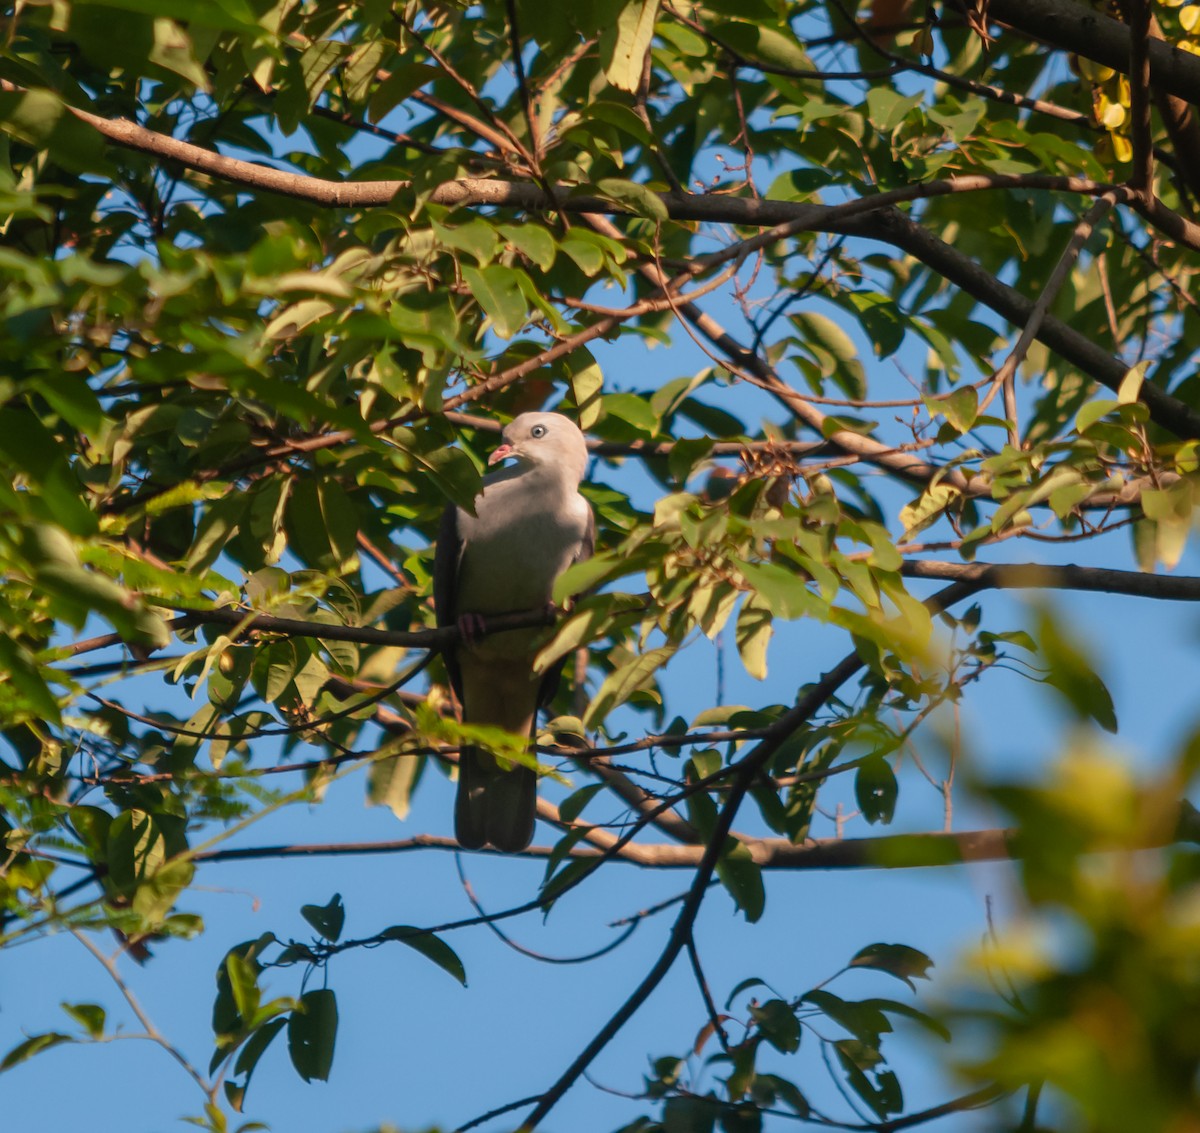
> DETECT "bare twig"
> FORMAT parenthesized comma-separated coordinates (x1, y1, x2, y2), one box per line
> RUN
(977, 191, 1124, 446)
(71, 930, 214, 1102)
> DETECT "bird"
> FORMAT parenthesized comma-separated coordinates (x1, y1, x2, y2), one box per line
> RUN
(433, 412, 594, 852)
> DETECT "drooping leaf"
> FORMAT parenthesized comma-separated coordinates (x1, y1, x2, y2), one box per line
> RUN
(287, 989, 338, 1083)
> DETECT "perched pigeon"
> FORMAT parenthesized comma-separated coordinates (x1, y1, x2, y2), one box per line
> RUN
(434, 412, 594, 851)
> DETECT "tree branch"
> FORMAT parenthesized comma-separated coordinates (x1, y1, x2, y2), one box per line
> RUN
(900, 559, 1200, 599)
(194, 800, 1200, 870)
(843, 208, 1200, 440)
(984, 0, 1200, 106)
(155, 602, 554, 649)
(18, 82, 1198, 436)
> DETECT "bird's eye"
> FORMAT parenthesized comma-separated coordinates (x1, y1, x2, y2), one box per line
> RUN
(530, 424, 547, 438)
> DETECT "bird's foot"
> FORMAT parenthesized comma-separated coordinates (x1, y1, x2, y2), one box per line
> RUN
(457, 612, 487, 646)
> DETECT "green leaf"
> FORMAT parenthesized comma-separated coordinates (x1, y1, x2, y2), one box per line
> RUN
(0, 90, 111, 175)
(584, 644, 676, 728)
(749, 998, 801, 1053)
(602, 392, 658, 434)
(847, 292, 906, 358)
(735, 561, 819, 620)
(367, 753, 421, 821)
(597, 178, 669, 221)
(379, 926, 468, 986)
(564, 347, 605, 430)
(929, 386, 978, 433)
(1075, 398, 1120, 434)
(397, 439, 482, 515)
(0, 1032, 74, 1071)
(855, 757, 898, 825)
(803, 990, 893, 1045)
(233, 1016, 286, 1083)
(559, 782, 606, 823)
(106, 810, 166, 895)
(432, 218, 498, 266)
(717, 837, 765, 922)
(1038, 611, 1118, 733)
(735, 596, 773, 680)
(132, 858, 194, 925)
(225, 952, 261, 1023)
(288, 989, 338, 1083)
(61, 1003, 106, 1039)
(791, 310, 856, 364)
(0, 636, 62, 725)
(212, 935, 276, 1046)
(150, 17, 210, 89)
(862, 997, 951, 1042)
(719, 1102, 764, 1133)
(300, 894, 345, 943)
(748, 25, 812, 70)
(1117, 361, 1148, 404)
(866, 88, 924, 131)
(834, 1040, 902, 1119)
(899, 483, 958, 539)
(368, 63, 441, 123)
(462, 264, 528, 340)
(498, 222, 557, 272)
(849, 943, 934, 989)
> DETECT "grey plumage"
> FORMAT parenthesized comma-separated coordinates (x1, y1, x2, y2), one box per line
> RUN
(433, 412, 594, 852)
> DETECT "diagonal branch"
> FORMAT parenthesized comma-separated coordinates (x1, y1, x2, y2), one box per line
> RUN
(984, 0, 1200, 104)
(978, 191, 1123, 446)
(899, 560, 1200, 599)
(843, 208, 1200, 440)
(521, 579, 983, 1127)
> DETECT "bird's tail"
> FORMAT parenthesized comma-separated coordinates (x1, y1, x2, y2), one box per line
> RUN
(454, 746, 536, 852)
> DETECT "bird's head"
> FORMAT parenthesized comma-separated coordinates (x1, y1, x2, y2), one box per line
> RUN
(488, 412, 589, 482)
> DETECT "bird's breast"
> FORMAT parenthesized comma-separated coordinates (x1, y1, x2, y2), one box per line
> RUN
(455, 482, 589, 618)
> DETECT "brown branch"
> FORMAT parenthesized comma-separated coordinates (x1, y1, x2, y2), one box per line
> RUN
(444, 411, 836, 459)
(843, 207, 1200, 441)
(24, 82, 1200, 442)
(583, 753, 701, 844)
(17, 79, 1198, 434)
(984, 0, 1200, 106)
(522, 577, 988, 1127)
(61, 615, 199, 658)
(1126, 0, 1154, 197)
(158, 602, 554, 649)
(502, 0, 539, 162)
(588, 213, 975, 492)
(1130, 194, 1200, 253)
(900, 559, 1200, 600)
(666, 3, 901, 81)
(980, 191, 1124, 445)
(441, 412, 1162, 510)
(194, 800, 1200, 870)
(3, 82, 1116, 230)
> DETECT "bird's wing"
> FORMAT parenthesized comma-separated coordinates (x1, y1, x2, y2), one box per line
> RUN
(432, 502, 463, 702)
(536, 498, 595, 710)
(579, 503, 596, 561)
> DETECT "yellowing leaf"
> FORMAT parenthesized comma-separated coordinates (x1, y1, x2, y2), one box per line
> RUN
(604, 0, 661, 92)
(1117, 361, 1148, 404)
(899, 483, 957, 539)
(735, 597, 773, 680)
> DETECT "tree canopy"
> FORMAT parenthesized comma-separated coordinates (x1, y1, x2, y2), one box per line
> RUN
(4, 0, 1200, 1130)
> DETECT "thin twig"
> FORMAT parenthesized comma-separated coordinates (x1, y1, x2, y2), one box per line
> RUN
(71, 929, 214, 1102)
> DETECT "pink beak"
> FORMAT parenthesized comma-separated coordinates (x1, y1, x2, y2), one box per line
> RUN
(488, 442, 515, 466)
